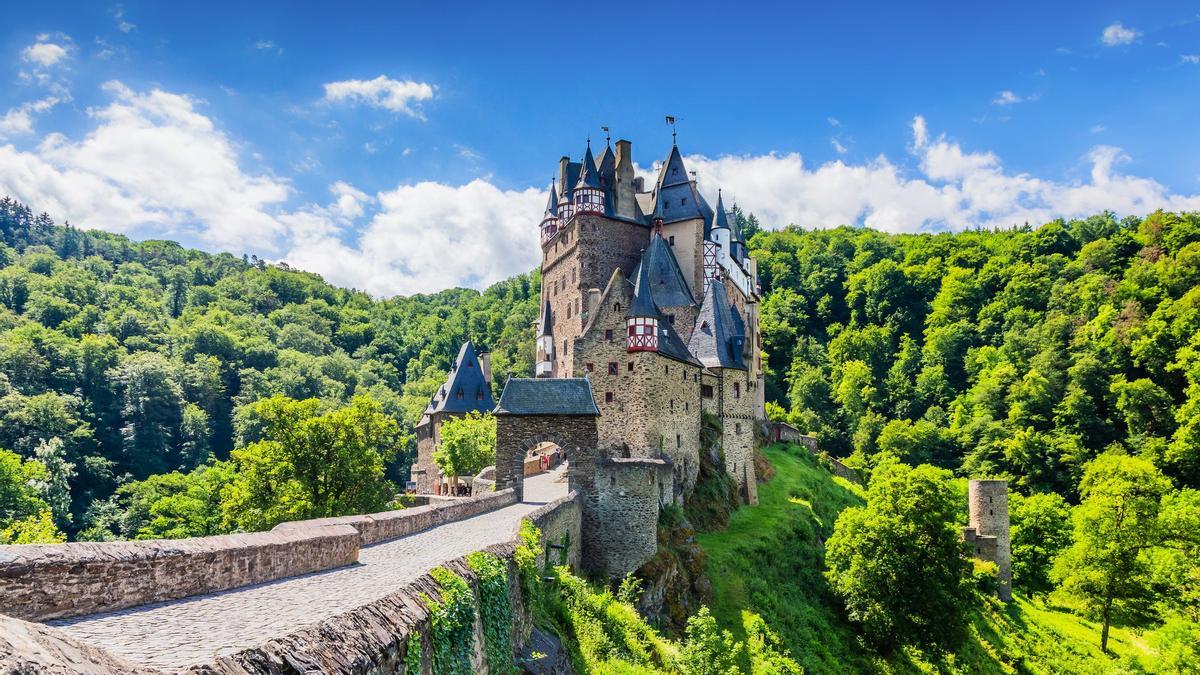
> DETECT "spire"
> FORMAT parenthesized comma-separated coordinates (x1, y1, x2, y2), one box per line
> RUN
(575, 140, 602, 190)
(712, 189, 730, 231)
(537, 298, 553, 337)
(544, 179, 559, 216)
(628, 249, 659, 319)
(657, 144, 690, 189)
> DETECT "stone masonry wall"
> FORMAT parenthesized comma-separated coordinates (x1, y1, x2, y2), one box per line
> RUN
(1, 526, 360, 623)
(968, 479, 1012, 601)
(274, 489, 518, 546)
(587, 458, 669, 578)
(1, 495, 587, 675)
(718, 367, 758, 505)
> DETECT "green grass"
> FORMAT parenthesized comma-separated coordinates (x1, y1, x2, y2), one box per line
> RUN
(697, 443, 1161, 674)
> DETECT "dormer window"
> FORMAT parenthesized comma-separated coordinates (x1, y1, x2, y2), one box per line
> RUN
(476, 390, 484, 400)
(456, 388, 464, 400)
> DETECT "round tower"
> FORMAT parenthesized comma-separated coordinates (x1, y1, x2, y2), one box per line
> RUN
(573, 141, 606, 216)
(540, 179, 560, 245)
(968, 479, 1012, 601)
(627, 248, 659, 353)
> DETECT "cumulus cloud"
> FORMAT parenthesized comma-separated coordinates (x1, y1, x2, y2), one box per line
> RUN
(0, 97, 61, 138)
(21, 41, 69, 67)
(993, 90, 1022, 105)
(0, 81, 289, 249)
(677, 117, 1200, 233)
(281, 180, 542, 296)
(322, 76, 434, 118)
(1102, 22, 1141, 46)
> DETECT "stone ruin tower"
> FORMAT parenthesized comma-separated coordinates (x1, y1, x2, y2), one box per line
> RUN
(963, 479, 1012, 601)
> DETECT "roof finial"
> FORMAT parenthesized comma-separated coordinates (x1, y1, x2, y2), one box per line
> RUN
(602, 126, 611, 147)
(665, 115, 677, 146)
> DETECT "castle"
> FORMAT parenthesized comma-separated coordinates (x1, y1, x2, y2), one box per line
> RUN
(534, 136, 766, 505)
(410, 341, 495, 494)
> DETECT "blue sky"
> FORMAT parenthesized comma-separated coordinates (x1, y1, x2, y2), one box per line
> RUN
(1, 1, 1198, 295)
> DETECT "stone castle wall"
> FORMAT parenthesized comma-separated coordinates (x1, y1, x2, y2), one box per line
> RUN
(1, 489, 519, 623)
(1, 525, 360, 623)
(586, 457, 670, 578)
(661, 216, 705, 303)
(717, 367, 758, 504)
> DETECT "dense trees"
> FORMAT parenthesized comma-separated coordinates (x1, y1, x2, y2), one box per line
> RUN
(433, 411, 497, 488)
(0, 197, 538, 540)
(824, 458, 971, 651)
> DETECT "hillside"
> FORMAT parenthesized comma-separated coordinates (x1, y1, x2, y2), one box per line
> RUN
(700, 443, 1156, 674)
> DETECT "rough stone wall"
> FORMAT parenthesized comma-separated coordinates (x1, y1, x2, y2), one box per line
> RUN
(587, 458, 669, 578)
(716, 367, 757, 504)
(1, 526, 360, 623)
(0, 613, 159, 674)
(524, 492, 582, 571)
(575, 311, 702, 500)
(967, 479, 1012, 601)
(274, 489, 517, 546)
(541, 214, 648, 378)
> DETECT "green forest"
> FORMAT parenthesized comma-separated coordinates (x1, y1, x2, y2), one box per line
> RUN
(2, 197, 1199, 671)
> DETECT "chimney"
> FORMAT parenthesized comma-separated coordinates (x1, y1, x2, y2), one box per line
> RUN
(480, 353, 493, 385)
(558, 156, 570, 194)
(633, 176, 645, 193)
(614, 139, 636, 219)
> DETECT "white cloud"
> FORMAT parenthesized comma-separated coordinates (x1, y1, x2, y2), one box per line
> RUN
(1183, 54, 1200, 64)
(0, 81, 289, 250)
(255, 40, 283, 55)
(21, 41, 69, 67)
(1102, 22, 1141, 46)
(830, 138, 847, 155)
(1091, 124, 1106, 134)
(0, 97, 61, 138)
(281, 180, 543, 296)
(827, 117, 841, 127)
(676, 121, 1200, 234)
(322, 76, 434, 118)
(993, 90, 1022, 105)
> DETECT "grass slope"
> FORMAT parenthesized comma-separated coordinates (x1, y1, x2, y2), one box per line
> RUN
(699, 443, 1156, 674)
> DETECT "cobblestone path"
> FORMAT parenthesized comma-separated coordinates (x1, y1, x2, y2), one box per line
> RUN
(51, 473, 566, 672)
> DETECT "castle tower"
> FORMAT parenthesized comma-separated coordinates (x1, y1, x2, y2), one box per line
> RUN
(535, 299, 554, 377)
(573, 142, 606, 216)
(967, 479, 1012, 601)
(627, 253, 660, 352)
(540, 180, 559, 244)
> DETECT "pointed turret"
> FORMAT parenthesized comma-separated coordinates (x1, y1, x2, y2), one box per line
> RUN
(687, 280, 746, 371)
(597, 144, 616, 188)
(536, 299, 554, 377)
(712, 189, 731, 232)
(540, 179, 560, 244)
(653, 144, 705, 224)
(574, 140, 606, 215)
(627, 250, 660, 352)
(425, 341, 497, 413)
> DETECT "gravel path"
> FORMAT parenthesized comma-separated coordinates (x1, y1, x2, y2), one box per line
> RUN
(51, 472, 566, 672)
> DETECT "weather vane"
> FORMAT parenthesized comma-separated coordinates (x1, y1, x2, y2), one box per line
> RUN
(601, 126, 611, 146)
(665, 115, 678, 145)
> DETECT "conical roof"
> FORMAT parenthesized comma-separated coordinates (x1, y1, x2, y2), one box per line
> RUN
(597, 145, 615, 187)
(425, 341, 496, 414)
(657, 145, 690, 189)
(653, 144, 705, 224)
(712, 190, 730, 230)
(575, 142, 602, 190)
(628, 250, 659, 319)
(536, 298, 553, 338)
(543, 181, 558, 217)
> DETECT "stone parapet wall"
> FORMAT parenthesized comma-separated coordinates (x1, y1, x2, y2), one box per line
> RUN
(522, 491, 582, 570)
(1, 491, 586, 675)
(274, 489, 517, 546)
(0, 525, 360, 623)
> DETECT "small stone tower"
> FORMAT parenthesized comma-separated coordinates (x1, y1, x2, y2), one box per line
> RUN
(965, 479, 1012, 601)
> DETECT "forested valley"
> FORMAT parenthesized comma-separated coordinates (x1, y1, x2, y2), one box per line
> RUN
(2, 197, 1199, 670)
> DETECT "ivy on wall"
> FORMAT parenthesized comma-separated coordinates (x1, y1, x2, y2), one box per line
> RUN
(467, 551, 516, 674)
(421, 567, 476, 675)
(404, 633, 421, 675)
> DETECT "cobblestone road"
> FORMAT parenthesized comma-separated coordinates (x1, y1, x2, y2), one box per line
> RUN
(51, 472, 566, 672)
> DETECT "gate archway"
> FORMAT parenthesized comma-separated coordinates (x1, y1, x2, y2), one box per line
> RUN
(493, 378, 600, 502)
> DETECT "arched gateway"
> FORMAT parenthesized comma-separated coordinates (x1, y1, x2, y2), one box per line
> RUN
(494, 377, 667, 577)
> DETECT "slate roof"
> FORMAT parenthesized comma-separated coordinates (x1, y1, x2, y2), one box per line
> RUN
(628, 249, 659, 319)
(425, 341, 496, 415)
(536, 298, 553, 338)
(687, 280, 747, 370)
(575, 143, 602, 190)
(653, 145, 706, 225)
(712, 190, 730, 231)
(634, 234, 696, 308)
(494, 377, 600, 416)
(543, 181, 558, 216)
(597, 145, 615, 188)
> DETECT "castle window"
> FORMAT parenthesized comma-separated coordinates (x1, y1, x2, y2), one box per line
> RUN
(734, 383, 741, 398)
(563, 339, 567, 353)
(586, 363, 594, 372)
(605, 392, 614, 403)
(736, 423, 742, 434)
(608, 362, 618, 375)
(668, 314, 675, 324)
(701, 384, 714, 399)
(567, 304, 572, 319)
(685, 401, 689, 412)
(670, 399, 674, 411)
(676, 434, 681, 448)
(669, 236, 675, 246)
(614, 302, 621, 312)
(605, 329, 613, 341)
(665, 365, 669, 375)
(455, 388, 464, 400)
(628, 361, 634, 372)
(476, 390, 484, 400)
